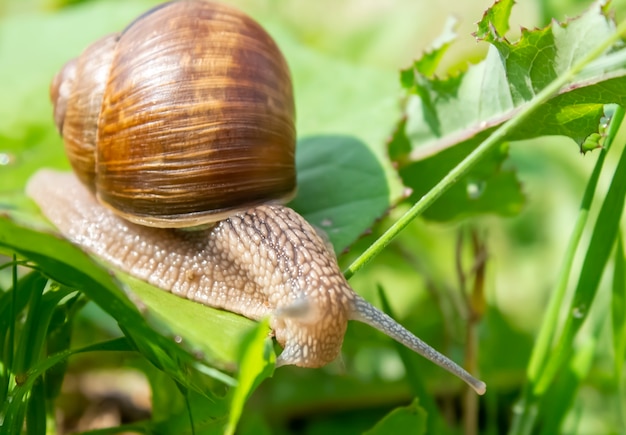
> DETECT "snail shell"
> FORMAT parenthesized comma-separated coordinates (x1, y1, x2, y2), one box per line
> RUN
(50, 0, 296, 228)
(32, 0, 486, 394)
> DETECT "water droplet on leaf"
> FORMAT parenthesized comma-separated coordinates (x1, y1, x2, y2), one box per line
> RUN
(599, 116, 610, 132)
(466, 180, 486, 199)
(0, 152, 15, 166)
(572, 305, 586, 319)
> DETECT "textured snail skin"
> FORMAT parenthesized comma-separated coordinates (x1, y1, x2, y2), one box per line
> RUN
(26, 170, 486, 395)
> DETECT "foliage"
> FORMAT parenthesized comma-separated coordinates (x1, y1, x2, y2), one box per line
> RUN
(1, 0, 626, 434)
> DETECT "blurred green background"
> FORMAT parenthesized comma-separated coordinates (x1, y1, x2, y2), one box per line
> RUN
(2, 0, 626, 433)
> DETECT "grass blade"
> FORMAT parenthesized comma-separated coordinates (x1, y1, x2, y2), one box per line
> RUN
(536, 131, 626, 395)
(613, 235, 626, 382)
(225, 318, 274, 435)
(612, 235, 626, 432)
(510, 106, 625, 434)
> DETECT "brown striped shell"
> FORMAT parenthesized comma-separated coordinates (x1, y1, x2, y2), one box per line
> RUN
(50, 0, 296, 228)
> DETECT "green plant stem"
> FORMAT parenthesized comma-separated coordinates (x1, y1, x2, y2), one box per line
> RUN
(9, 254, 17, 371)
(612, 235, 626, 433)
(529, 106, 624, 382)
(343, 19, 626, 281)
(535, 132, 626, 395)
(509, 105, 625, 435)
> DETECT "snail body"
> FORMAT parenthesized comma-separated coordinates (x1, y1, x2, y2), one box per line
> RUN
(29, 0, 486, 394)
(27, 170, 486, 394)
(28, 170, 353, 367)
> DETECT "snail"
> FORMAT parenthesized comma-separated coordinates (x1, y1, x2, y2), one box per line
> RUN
(26, 0, 486, 395)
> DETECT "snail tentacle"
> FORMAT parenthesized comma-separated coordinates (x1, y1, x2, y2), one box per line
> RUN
(349, 296, 487, 395)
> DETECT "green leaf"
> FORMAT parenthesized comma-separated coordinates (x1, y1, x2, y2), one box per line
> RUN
(226, 318, 274, 435)
(397, 140, 525, 220)
(363, 398, 427, 435)
(291, 136, 390, 253)
(121, 274, 258, 369)
(400, 15, 458, 85)
(390, 1, 626, 221)
(474, 0, 514, 42)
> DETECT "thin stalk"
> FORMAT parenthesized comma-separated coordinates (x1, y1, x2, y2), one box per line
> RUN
(535, 128, 626, 394)
(463, 230, 487, 435)
(509, 105, 625, 435)
(613, 235, 626, 433)
(529, 106, 624, 384)
(9, 254, 17, 372)
(343, 19, 626, 280)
